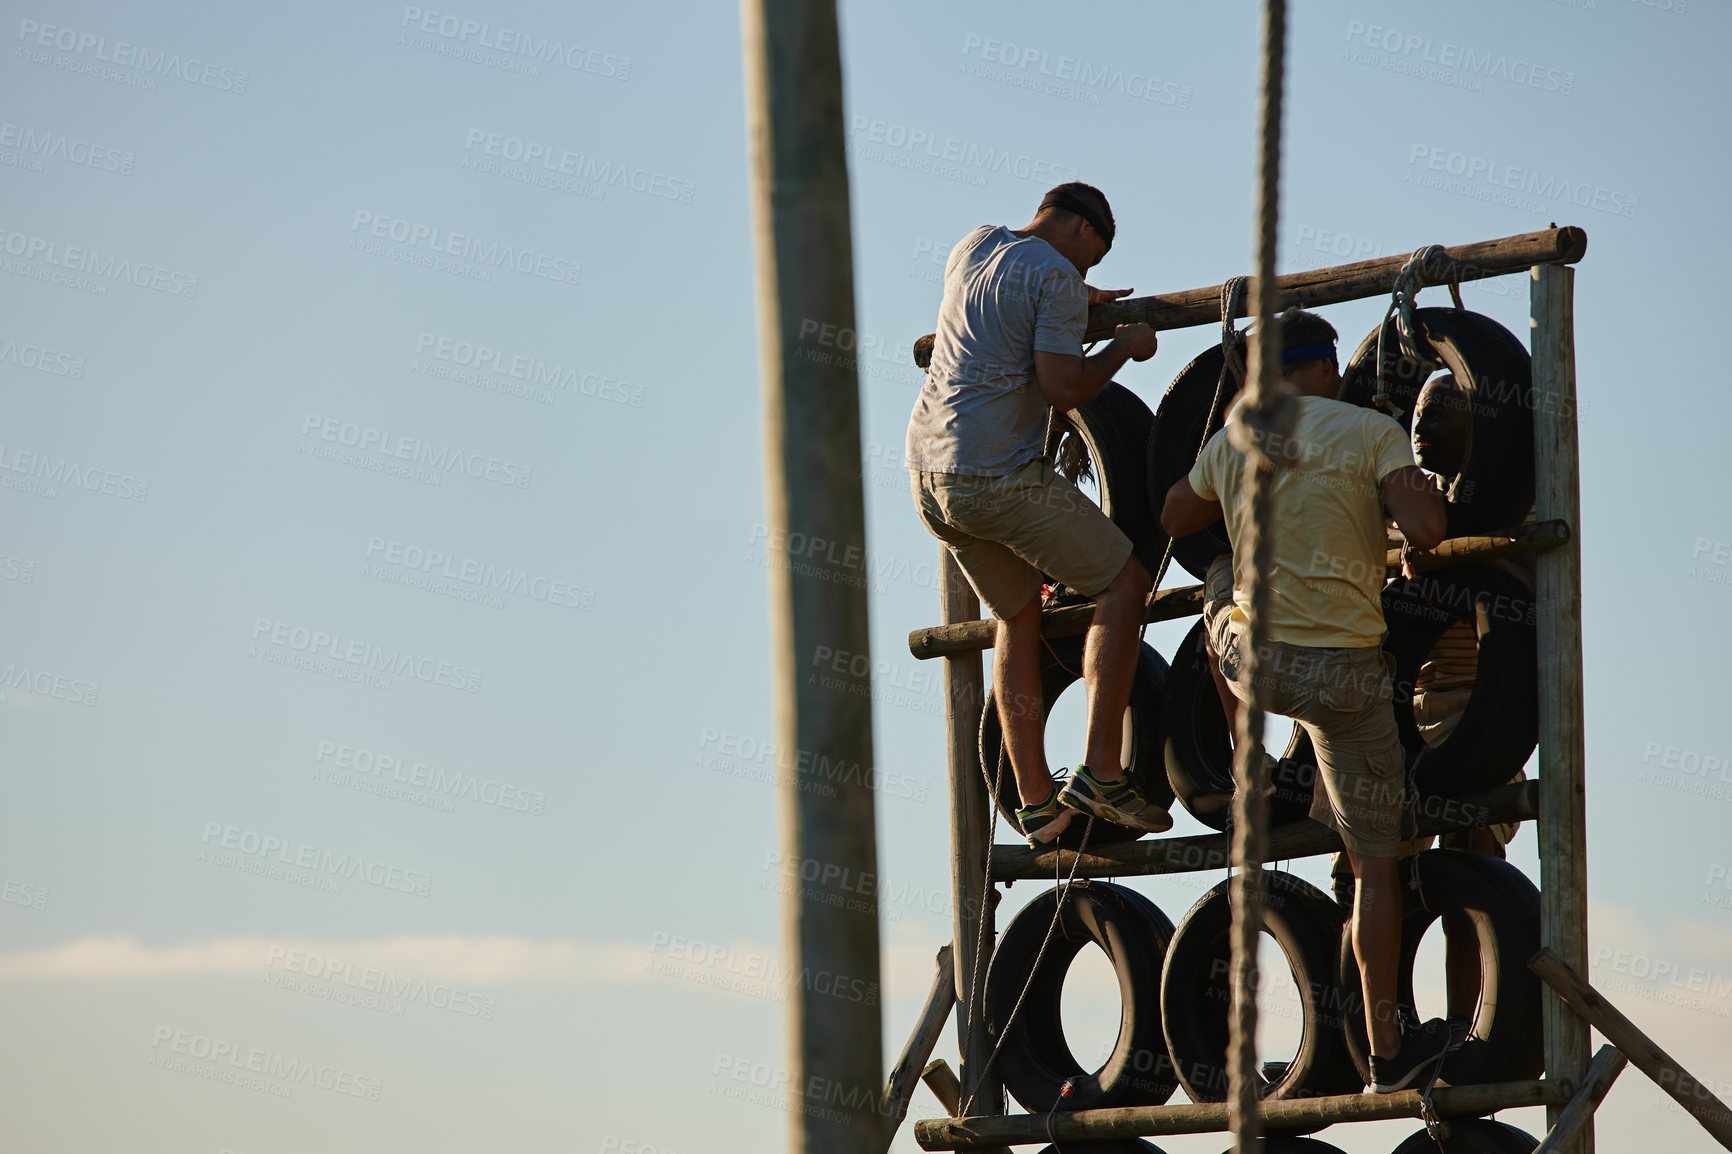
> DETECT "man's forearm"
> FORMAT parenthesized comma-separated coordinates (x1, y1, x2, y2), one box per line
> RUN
(1051, 342, 1132, 411)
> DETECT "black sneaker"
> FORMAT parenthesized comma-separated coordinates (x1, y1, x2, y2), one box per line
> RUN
(1014, 777, 1078, 848)
(1369, 1018, 1460, 1094)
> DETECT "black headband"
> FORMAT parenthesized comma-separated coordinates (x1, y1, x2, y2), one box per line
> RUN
(1040, 190, 1114, 251)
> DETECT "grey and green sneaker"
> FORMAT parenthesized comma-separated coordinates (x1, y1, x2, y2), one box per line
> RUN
(1014, 780, 1078, 849)
(1057, 765, 1173, 834)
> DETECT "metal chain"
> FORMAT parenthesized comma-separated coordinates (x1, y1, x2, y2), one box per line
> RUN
(1372, 244, 1448, 420)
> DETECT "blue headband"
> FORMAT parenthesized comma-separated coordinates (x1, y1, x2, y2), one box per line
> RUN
(1283, 340, 1337, 364)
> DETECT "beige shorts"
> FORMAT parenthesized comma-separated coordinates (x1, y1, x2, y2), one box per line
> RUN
(1204, 556, 1408, 857)
(911, 458, 1133, 620)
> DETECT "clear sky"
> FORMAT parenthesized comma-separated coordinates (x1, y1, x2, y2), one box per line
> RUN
(1, 1, 1728, 1152)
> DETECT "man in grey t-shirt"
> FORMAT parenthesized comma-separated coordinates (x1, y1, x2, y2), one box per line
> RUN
(906, 182, 1171, 846)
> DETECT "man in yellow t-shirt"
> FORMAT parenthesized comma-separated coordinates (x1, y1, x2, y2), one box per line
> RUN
(1160, 307, 1447, 1093)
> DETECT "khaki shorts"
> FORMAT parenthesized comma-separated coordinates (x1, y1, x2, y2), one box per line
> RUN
(1204, 556, 1408, 857)
(911, 458, 1133, 620)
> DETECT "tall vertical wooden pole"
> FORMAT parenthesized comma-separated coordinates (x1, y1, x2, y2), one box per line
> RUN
(742, 4, 882, 1151)
(1531, 263, 1591, 1154)
(941, 551, 998, 1114)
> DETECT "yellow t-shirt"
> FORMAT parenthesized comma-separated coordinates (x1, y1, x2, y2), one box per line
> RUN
(1189, 395, 1415, 648)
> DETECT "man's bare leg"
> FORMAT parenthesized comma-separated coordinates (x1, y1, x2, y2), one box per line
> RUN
(1347, 848, 1404, 1060)
(995, 591, 1053, 805)
(1081, 556, 1152, 779)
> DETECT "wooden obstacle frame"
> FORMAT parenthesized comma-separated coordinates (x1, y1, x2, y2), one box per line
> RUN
(878, 226, 1732, 1153)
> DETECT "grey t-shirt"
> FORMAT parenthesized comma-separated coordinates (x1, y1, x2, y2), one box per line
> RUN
(904, 225, 1088, 476)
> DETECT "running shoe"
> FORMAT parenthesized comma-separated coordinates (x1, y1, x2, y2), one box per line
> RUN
(1014, 781, 1077, 849)
(1056, 765, 1173, 834)
(1369, 1017, 1462, 1094)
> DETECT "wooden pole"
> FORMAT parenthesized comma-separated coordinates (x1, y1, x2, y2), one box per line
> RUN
(920, 1062, 1016, 1154)
(1534, 1045, 1629, 1154)
(910, 226, 1588, 363)
(912, 1079, 1572, 1150)
(993, 777, 1538, 880)
(1531, 262, 1591, 1153)
(1531, 948, 1732, 1151)
(743, 3, 881, 1150)
(880, 946, 956, 1150)
(906, 521, 1569, 659)
(941, 550, 999, 1115)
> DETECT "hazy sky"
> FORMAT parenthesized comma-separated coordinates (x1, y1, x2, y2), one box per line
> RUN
(2, 2, 1728, 1152)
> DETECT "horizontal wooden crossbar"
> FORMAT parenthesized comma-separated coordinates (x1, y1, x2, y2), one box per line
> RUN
(908, 521, 1568, 660)
(911, 225, 1587, 366)
(991, 779, 1537, 881)
(913, 1077, 1572, 1149)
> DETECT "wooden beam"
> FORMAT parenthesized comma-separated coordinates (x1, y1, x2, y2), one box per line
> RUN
(992, 778, 1536, 881)
(1534, 1045, 1629, 1154)
(911, 226, 1588, 365)
(906, 522, 1568, 660)
(919, 1062, 1015, 1154)
(1532, 262, 1592, 1152)
(880, 946, 956, 1151)
(1531, 948, 1732, 1151)
(1397, 518, 1569, 574)
(912, 1079, 1571, 1149)
(940, 551, 998, 1115)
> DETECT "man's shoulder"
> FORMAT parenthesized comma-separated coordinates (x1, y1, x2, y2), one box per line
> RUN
(1302, 395, 1403, 438)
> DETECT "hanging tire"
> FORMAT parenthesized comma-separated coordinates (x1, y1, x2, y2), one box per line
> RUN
(986, 881, 1180, 1112)
(1338, 850, 1544, 1087)
(1054, 382, 1168, 578)
(980, 633, 1174, 850)
(1146, 343, 1241, 580)
(1216, 1139, 1351, 1154)
(1381, 564, 1537, 798)
(1389, 1118, 1539, 1153)
(1037, 1142, 1170, 1154)
(1161, 618, 1320, 831)
(1337, 309, 1534, 538)
(1160, 871, 1363, 1113)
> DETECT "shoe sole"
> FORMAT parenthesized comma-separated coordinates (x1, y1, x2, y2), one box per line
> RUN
(1057, 790, 1173, 834)
(1025, 808, 1077, 848)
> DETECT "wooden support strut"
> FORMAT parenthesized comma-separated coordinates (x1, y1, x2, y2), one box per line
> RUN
(907, 521, 1569, 660)
(879, 945, 956, 1151)
(1531, 948, 1732, 1151)
(1534, 1045, 1629, 1154)
(912, 1079, 1572, 1150)
(911, 225, 1588, 366)
(919, 1062, 1015, 1154)
(993, 777, 1536, 881)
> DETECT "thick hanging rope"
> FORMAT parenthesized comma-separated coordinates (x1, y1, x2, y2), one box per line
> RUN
(1227, 1, 1294, 1149)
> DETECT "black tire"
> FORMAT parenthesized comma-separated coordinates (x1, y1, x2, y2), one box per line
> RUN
(980, 633, 1175, 850)
(1161, 618, 1319, 831)
(1337, 309, 1534, 538)
(1217, 1139, 1351, 1154)
(1389, 1118, 1540, 1153)
(1037, 1142, 1170, 1154)
(986, 881, 1180, 1112)
(1382, 564, 1537, 798)
(1054, 381, 1167, 578)
(1338, 850, 1544, 1086)
(1160, 871, 1363, 1113)
(1146, 343, 1241, 580)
